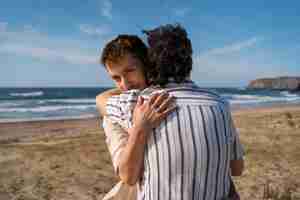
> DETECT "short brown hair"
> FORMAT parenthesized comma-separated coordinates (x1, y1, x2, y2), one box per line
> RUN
(100, 34, 149, 70)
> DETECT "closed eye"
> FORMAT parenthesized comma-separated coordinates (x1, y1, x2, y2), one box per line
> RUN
(112, 76, 121, 82)
(124, 68, 136, 73)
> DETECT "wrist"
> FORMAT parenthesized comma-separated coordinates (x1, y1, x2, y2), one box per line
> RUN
(129, 124, 150, 139)
(132, 121, 152, 133)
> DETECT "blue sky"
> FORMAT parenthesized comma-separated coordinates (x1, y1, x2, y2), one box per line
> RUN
(0, 0, 299, 87)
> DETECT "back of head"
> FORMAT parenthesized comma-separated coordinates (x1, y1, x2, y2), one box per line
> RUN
(100, 34, 149, 73)
(143, 24, 193, 86)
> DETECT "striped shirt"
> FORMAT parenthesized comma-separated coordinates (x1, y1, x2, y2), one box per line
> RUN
(106, 81, 244, 200)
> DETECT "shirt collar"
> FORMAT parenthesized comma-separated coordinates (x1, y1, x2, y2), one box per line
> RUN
(164, 77, 198, 88)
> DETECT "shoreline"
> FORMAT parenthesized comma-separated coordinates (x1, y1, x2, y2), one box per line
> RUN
(1, 103, 299, 143)
(1, 102, 299, 124)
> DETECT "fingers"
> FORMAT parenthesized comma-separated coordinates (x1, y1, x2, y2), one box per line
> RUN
(159, 105, 177, 119)
(152, 92, 169, 109)
(149, 91, 174, 114)
(137, 96, 144, 106)
(148, 92, 160, 105)
(156, 95, 175, 113)
(133, 92, 176, 130)
(152, 105, 177, 127)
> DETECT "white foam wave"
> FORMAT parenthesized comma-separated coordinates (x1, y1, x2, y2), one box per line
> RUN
(222, 94, 261, 100)
(10, 91, 44, 97)
(280, 91, 299, 98)
(45, 98, 95, 103)
(226, 93, 300, 105)
(0, 102, 22, 107)
(0, 114, 97, 123)
(0, 105, 96, 113)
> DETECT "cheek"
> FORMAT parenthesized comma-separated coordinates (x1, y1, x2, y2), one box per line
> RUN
(135, 70, 146, 82)
(131, 72, 145, 84)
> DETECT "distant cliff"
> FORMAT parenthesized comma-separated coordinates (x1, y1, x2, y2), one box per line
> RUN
(248, 76, 300, 90)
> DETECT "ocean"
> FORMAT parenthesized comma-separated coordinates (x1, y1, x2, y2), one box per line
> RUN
(0, 87, 300, 123)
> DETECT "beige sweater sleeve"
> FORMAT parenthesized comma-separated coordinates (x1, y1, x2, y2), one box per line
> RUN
(102, 117, 137, 200)
(102, 116, 129, 173)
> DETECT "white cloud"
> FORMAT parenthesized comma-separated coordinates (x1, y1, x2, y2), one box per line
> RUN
(79, 24, 110, 37)
(0, 43, 98, 65)
(23, 25, 37, 33)
(173, 7, 190, 17)
(0, 25, 103, 65)
(101, 0, 112, 20)
(192, 57, 288, 87)
(197, 37, 261, 59)
(0, 22, 8, 32)
(190, 37, 287, 87)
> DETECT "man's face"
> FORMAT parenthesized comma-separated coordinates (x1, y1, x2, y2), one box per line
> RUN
(105, 53, 147, 91)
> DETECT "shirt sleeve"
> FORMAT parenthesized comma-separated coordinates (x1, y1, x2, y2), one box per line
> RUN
(221, 99, 245, 161)
(106, 89, 140, 130)
(102, 116, 129, 173)
(228, 110, 245, 160)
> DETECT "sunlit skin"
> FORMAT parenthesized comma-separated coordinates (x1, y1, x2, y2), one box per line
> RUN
(105, 53, 147, 91)
(96, 53, 148, 116)
(96, 53, 176, 185)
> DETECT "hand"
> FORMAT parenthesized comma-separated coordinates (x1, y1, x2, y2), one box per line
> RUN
(131, 92, 176, 133)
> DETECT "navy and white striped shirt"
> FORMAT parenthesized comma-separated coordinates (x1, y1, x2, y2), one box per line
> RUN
(106, 81, 244, 200)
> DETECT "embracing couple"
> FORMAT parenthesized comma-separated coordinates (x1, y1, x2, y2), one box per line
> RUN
(96, 24, 244, 200)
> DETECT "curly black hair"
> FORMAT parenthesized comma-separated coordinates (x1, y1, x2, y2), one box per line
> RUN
(143, 24, 193, 86)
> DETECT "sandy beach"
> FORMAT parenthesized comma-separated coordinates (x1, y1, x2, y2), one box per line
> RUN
(0, 105, 299, 200)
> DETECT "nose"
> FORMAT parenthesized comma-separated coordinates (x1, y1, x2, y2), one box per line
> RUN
(121, 78, 132, 91)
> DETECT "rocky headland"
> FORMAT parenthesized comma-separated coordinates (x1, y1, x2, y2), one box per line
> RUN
(248, 76, 300, 91)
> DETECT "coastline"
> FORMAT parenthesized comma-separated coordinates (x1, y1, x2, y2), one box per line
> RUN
(1, 102, 300, 123)
(0, 104, 299, 199)
(0, 103, 298, 143)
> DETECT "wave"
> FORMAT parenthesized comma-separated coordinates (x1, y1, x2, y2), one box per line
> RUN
(9, 91, 44, 97)
(44, 98, 96, 104)
(0, 98, 95, 109)
(222, 94, 262, 100)
(280, 91, 299, 98)
(0, 114, 97, 123)
(0, 105, 96, 113)
(224, 93, 300, 105)
(0, 102, 22, 108)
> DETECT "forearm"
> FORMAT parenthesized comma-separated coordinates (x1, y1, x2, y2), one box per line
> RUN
(230, 159, 244, 176)
(118, 125, 149, 185)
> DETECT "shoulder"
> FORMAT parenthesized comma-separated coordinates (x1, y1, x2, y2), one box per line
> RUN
(106, 89, 141, 116)
(96, 88, 121, 116)
(96, 93, 109, 116)
(106, 89, 142, 129)
(107, 89, 141, 107)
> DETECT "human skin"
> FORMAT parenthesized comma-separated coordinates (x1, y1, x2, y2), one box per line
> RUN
(96, 53, 175, 185)
(105, 54, 147, 91)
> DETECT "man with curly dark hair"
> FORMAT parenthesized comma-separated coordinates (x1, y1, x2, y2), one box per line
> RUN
(104, 24, 245, 200)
